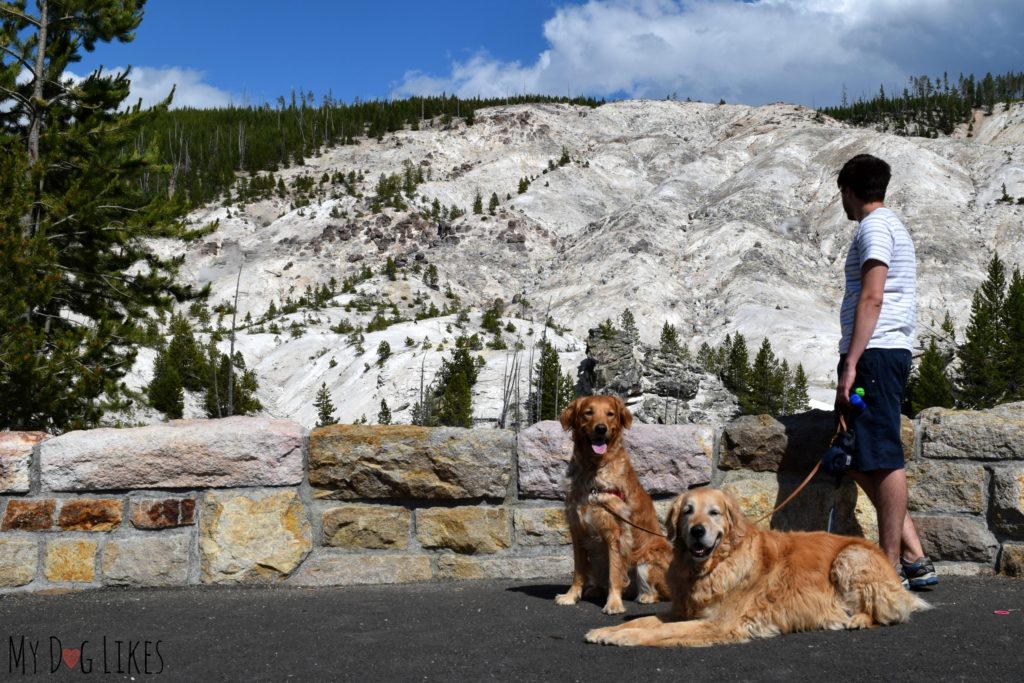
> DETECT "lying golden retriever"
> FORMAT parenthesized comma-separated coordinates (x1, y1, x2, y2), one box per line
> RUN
(556, 395, 672, 615)
(586, 487, 930, 646)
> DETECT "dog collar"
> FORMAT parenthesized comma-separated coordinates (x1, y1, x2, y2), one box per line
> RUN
(592, 487, 626, 501)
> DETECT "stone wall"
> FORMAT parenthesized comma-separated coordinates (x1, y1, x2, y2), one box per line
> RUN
(2, 404, 1023, 592)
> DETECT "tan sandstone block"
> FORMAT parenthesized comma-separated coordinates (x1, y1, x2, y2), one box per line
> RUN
(416, 507, 510, 554)
(102, 534, 190, 586)
(2, 499, 56, 531)
(200, 489, 312, 584)
(0, 538, 38, 587)
(321, 505, 410, 549)
(45, 539, 97, 582)
(58, 498, 123, 531)
(513, 507, 570, 547)
(999, 543, 1024, 577)
(288, 553, 432, 586)
(436, 554, 571, 581)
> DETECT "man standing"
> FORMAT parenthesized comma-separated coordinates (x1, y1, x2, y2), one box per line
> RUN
(835, 154, 937, 589)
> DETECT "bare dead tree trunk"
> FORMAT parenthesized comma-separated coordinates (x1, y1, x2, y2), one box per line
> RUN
(27, 0, 47, 169)
(237, 122, 246, 172)
(210, 344, 222, 419)
(226, 261, 243, 416)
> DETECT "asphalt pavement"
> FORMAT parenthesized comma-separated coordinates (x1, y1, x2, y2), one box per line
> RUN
(1, 576, 1022, 682)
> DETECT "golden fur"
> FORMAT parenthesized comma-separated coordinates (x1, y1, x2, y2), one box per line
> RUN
(556, 395, 672, 615)
(586, 487, 930, 646)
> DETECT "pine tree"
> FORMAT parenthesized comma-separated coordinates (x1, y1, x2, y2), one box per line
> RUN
(377, 398, 392, 425)
(908, 338, 954, 414)
(488, 192, 500, 215)
(744, 338, 783, 414)
(528, 339, 575, 423)
(619, 309, 640, 345)
(788, 363, 811, 414)
(518, 177, 529, 194)
(659, 321, 688, 361)
(434, 347, 479, 427)
(1001, 267, 1024, 400)
(958, 254, 1007, 408)
(314, 382, 336, 427)
(723, 333, 750, 402)
(472, 191, 483, 215)
(0, 0, 204, 432)
(376, 340, 391, 366)
(147, 352, 184, 419)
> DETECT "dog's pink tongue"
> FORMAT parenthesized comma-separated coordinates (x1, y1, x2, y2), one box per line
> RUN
(592, 444, 608, 455)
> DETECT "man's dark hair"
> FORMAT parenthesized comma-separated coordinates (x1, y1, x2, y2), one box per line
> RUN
(837, 154, 890, 202)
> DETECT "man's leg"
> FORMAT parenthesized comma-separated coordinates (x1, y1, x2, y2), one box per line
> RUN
(848, 468, 925, 564)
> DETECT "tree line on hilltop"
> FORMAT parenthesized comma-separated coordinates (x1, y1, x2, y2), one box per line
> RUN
(820, 70, 1024, 138)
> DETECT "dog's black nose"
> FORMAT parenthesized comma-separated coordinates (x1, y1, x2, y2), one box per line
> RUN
(595, 423, 608, 436)
(690, 524, 705, 539)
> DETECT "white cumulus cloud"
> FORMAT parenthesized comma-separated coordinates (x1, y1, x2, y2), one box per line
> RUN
(392, 0, 1024, 106)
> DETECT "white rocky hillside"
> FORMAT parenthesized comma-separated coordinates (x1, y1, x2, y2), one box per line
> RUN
(137, 99, 1024, 428)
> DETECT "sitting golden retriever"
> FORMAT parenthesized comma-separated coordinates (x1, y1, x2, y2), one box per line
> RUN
(586, 487, 930, 646)
(556, 395, 672, 615)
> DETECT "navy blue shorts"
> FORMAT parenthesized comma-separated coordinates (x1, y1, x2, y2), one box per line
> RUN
(837, 348, 911, 472)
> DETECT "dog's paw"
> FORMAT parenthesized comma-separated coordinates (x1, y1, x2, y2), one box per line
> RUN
(602, 600, 626, 615)
(555, 591, 580, 606)
(636, 592, 660, 605)
(585, 627, 640, 646)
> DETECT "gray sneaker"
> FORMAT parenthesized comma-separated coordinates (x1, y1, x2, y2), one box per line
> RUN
(901, 556, 938, 588)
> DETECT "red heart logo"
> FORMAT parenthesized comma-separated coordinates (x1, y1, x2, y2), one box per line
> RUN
(62, 648, 81, 670)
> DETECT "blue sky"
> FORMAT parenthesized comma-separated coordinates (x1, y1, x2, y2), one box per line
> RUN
(74, 0, 1024, 110)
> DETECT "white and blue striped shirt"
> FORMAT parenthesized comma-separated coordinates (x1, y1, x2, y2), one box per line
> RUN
(839, 207, 916, 354)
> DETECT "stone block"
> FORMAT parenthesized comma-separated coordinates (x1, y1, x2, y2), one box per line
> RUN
(999, 543, 1024, 577)
(129, 498, 196, 530)
(0, 432, 46, 493)
(102, 534, 190, 587)
(44, 539, 97, 583)
(310, 425, 512, 500)
(990, 467, 1024, 539)
(914, 515, 999, 563)
(0, 538, 38, 587)
(40, 417, 303, 491)
(321, 505, 410, 549)
(517, 420, 712, 499)
(919, 403, 1024, 461)
(2, 499, 55, 531)
(720, 410, 913, 473)
(58, 499, 122, 531)
(287, 553, 432, 586)
(200, 489, 312, 584)
(906, 461, 987, 515)
(416, 507, 510, 554)
(436, 554, 571, 581)
(513, 506, 570, 547)
(718, 473, 865, 535)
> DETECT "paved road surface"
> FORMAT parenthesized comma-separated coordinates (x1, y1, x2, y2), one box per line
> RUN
(1, 576, 1021, 681)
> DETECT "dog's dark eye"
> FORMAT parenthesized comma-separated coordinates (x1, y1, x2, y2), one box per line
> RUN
(682, 505, 693, 514)
(708, 509, 721, 517)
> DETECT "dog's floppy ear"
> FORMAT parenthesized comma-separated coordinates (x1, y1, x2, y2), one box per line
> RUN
(665, 493, 688, 543)
(559, 398, 580, 431)
(721, 489, 751, 541)
(614, 395, 633, 430)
